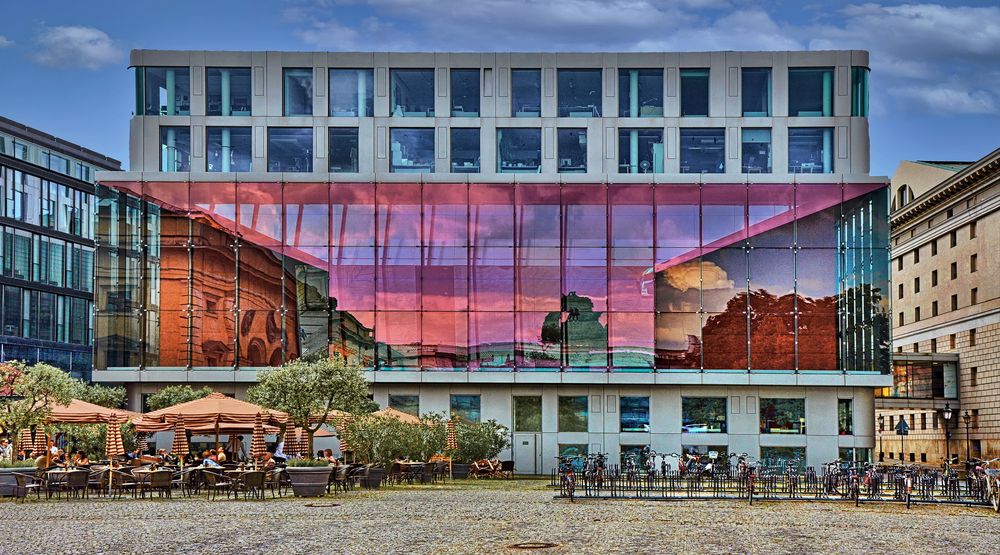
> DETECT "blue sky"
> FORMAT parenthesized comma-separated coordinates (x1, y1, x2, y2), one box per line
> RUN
(1, 0, 998, 175)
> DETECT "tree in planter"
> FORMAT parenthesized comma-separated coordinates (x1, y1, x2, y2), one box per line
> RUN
(146, 385, 214, 412)
(451, 420, 511, 463)
(0, 361, 77, 439)
(247, 356, 377, 457)
(339, 412, 448, 467)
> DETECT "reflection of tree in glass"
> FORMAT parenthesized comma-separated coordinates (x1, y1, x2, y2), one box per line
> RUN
(539, 292, 608, 366)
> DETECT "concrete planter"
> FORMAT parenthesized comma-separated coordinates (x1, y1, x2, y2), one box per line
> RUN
(285, 466, 332, 497)
(452, 464, 471, 479)
(362, 467, 384, 489)
(0, 467, 35, 497)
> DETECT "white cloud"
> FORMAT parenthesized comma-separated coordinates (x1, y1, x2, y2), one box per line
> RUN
(0, 36, 13, 48)
(31, 26, 123, 70)
(888, 85, 997, 115)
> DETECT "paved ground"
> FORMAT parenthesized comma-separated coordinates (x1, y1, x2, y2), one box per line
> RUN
(1, 479, 998, 554)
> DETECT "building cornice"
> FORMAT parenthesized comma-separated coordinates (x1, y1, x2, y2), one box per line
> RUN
(891, 147, 1000, 229)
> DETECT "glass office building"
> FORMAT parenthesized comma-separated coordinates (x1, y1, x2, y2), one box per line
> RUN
(0, 116, 121, 379)
(99, 49, 888, 471)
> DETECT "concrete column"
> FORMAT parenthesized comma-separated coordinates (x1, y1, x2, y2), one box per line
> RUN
(822, 71, 832, 117)
(221, 128, 231, 172)
(165, 69, 176, 116)
(357, 70, 367, 116)
(165, 127, 176, 171)
(221, 69, 231, 116)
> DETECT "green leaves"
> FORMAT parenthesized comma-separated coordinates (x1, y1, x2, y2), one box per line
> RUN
(452, 420, 511, 463)
(0, 361, 78, 435)
(338, 412, 448, 467)
(146, 385, 213, 412)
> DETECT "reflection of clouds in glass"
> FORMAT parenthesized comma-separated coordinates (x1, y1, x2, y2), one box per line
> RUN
(664, 260, 735, 293)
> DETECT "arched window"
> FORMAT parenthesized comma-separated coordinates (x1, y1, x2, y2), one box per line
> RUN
(894, 184, 913, 209)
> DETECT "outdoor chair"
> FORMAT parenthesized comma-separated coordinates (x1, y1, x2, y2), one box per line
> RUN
(499, 460, 515, 479)
(172, 469, 199, 496)
(12, 472, 43, 501)
(386, 462, 402, 486)
(265, 468, 287, 498)
(109, 470, 138, 499)
(239, 471, 266, 500)
(201, 470, 234, 501)
(347, 465, 368, 490)
(88, 468, 109, 496)
(133, 470, 154, 498)
(63, 470, 90, 499)
(433, 461, 448, 482)
(421, 463, 435, 484)
(147, 470, 173, 499)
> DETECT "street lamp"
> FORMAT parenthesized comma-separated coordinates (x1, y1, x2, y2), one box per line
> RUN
(877, 414, 885, 461)
(962, 410, 972, 464)
(942, 403, 952, 468)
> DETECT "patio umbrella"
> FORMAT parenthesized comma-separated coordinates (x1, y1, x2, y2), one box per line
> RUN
(33, 428, 48, 460)
(17, 428, 33, 454)
(284, 426, 305, 457)
(446, 419, 458, 451)
(137, 433, 149, 455)
(170, 416, 189, 458)
(104, 414, 126, 460)
(250, 412, 267, 460)
(136, 392, 287, 433)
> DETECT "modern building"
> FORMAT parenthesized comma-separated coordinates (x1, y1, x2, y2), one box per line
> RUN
(95, 50, 889, 472)
(877, 150, 999, 465)
(0, 117, 120, 380)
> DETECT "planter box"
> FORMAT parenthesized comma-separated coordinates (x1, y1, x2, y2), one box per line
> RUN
(452, 464, 470, 479)
(285, 466, 332, 497)
(0, 467, 36, 497)
(362, 468, 384, 489)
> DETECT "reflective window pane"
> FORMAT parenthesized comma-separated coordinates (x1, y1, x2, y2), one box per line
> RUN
(497, 128, 541, 173)
(514, 396, 542, 432)
(741, 68, 771, 117)
(206, 127, 252, 172)
(376, 311, 420, 368)
(680, 69, 709, 117)
(788, 68, 833, 117)
(330, 69, 374, 117)
(390, 128, 434, 173)
(283, 68, 313, 116)
(450, 128, 480, 173)
(140, 67, 190, 116)
(682, 397, 727, 433)
(389, 394, 419, 416)
(620, 396, 650, 431)
(558, 395, 588, 432)
(610, 312, 654, 368)
(852, 67, 870, 117)
(557, 129, 587, 173)
(680, 128, 724, 174)
(329, 128, 359, 173)
(450, 69, 480, 117)
(655, 312, 701, 369)
(206, 67, 251, 116)
(267, 128, 313, 172)
(451, 394, 481, 423)
(759, 398, 806, 434)
(159, 127, 191, 172)
(469, 311, 514, 369)
(741, 128, 771, 174)
(788, 127, 834, 174)
(618, 128, 663, 173)
(422, 311, 467, 369)
(618, 69, 663, 117)
(511, 69, 541, 117)
(558, 69, 601, 117)
(391, 69, 435, 116)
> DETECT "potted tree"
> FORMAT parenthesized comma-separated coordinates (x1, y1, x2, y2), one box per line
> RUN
(284, 458, 333, 496)
(451, 420, 511, 479)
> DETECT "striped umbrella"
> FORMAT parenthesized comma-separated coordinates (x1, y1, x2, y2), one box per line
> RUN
(170, 416, 189, 458)
(17, 428, 33, 454)
(104, 415, 125, 459)
(136, 433, 149, 455)
(250, 412, 267, 460)
(288, 426, 307, 457)
(332, 414, 354, 454)
(445, 419, 458, 451)
(33, 428, 48, 458)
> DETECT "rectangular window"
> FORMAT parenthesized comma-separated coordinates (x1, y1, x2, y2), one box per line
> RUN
(450, 394, 481, 423)
(391, 69, 435, 116)
(330, 69, 374, 117)
(390, 128, 434, 173)
(760, 398, 805, 434)
(558, 395, 588, 432)
(557, 129, 587, 173)
(450, 69, 481, 117)
(681, 397, 727, 433)
(851, 67, 870, 117)
(914, 248, 920, 264)
(914, 307, 920, 321)
(450, 128, 480, 173)
(788, 67, 833, 116)
(206, 67, 252, 116)
(897, 257, 903, 271)
(932, 270, 938, 286)
(559, 444, 588, 458)
(950, 261, 957, 279)
(206, 127, 252, 172)
(898, 283, 904, 299)
(950, 334, 956, 349)
(931, 240, 938, 256)
(932, 301, 938, 316)
(557, 69, 602, 117)
(329, 128, 360, 173)
(838, 399, 853, 435)
(618, 128, 663, 173)
(970, 254, 977, 273)
(283, 68, 313, 116)
(971, 288, 978, 304)
(618, 69, 663, 117)
(159, 127, 191, 172)
(950, 230, 957, 247)
(788, 128, 833, 173)
(511, 69, 541, 117)
(914, 277, 920, 293)
(497, 128, 541, 173)
(513, 396, 542, 432)
(138, 67, 191, 116)
(48, 154, 69, 175)
(388, 394, 419, 416)
(680, 68, 710, 116)
(741, 128, 772, 173)
(267, 127, 313, 172)
(951, 294, 958, 310)
(971, 367, 977, 387)
(970, 220, 977, 239)
(619, 396, 650, 432)
(761, 446, 806, 466)
(742, 68, 771, 116)
(679, 128, 724, 173)
(930, 338, 937, 353)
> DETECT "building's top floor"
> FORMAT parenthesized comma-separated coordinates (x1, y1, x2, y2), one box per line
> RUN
(0, 116, 121, 184)
(127, 49, 874, 178)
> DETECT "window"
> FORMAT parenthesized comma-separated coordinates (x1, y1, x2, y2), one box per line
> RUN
(557, 129, 587, 173)
(838, 399, 853, 435)
(971, 367, 977, 387)
(741, 128, 771, 173)
(680, 68, 709, 116)
(283, 68, 313, 116)
(742, 68, 771, 116)
(681, 397, 727, 433)
(267, 127, 313, 172)
(950, 230, 957, 247)
(388, 394, 419, 416)
(618, 128, 663, 173)
(788, 128, 833, 173)
(914, 277, 920, 293)
(932, 301, 938, 316)
(913, 248, 920, 264)
(138, 67, 191, 115)
(329, 128, 359, 173)
(206, 127, 252, 172)
(680, 128, 724, 173)
(788, 67, 833, 116)
(897, 257, 903, 271)
(391, 69, 434, 116)
(329, 69, 374, 117)
(912, 343, 918, 352)
(559, 444, 588, 458)
(970, 254, 977, 273)
(970, 220, 977, 239)
(557, 69, 601, 117)
(513, 396, 542, 432)
(930, 338, 936, 353)
(914, 307, 920, 322)
(950, 334, 956, 349)
(558, 396, 588, 432)
(898, 312, 904, 326)
(851, 67, 870, 117)
(159, 127, 191, 172)
(618, 69, 663, 117)
(897, 284, 904, 299)
(931, 240, 938, 256)
(450, 394, 481, 423)
(206, 67, 251, 116)
(760, 398, 805, 434)
(950, 294, 958, 310)
(761, 447, 806, 467)
(450, 128, 480, 173)
(971, 288, 978, 304)
(932, 270, 938, 287)
(920, 413, 927, 430)
(950, 261, 957, 280)
(620, 396, 650, 432)
(511, 69, 541, 117)
(497, 128, 541, 173)
(390, 128, 434, 173)
(450, 69, 480, 117)
(969, 328, 976, 346)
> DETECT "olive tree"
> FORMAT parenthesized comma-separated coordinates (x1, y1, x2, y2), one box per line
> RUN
(146, 385, 214, 412)
(0, 361, 77, 437)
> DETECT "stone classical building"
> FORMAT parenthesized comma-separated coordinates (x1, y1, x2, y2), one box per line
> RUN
(878, 149, 1000, 464)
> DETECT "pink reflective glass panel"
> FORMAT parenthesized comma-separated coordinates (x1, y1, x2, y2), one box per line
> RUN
(609, 312, 654, 368)
(470, 184, 514, 247)
(564, 246, 607, 312)
(238, 243, 287, 311)
(515, 311, 561, 368)
(190, 181, 237, 234)
(469, 311, 515, 369)
(422, 311, 468, 369)
(376, 245, 421, 310)
(610, 186, 654, 248)
(331, 184, 375, 246)
(563, 185, 607, 248)
(375, 311, 420, 368)
(237, 182, 283, 247)
(377, 184, 421, 246)
(516, 246, 561, 311)
(609, 247, 654, 311)
(701, 184, 747, 248)
(284, 183, 329, 247)
(422, 245, 468, 311)
(470, 246, 514, 311)
(748, 184, 794, 247)
(424, 185, 468, 248)
(516, 185, 560, 247)
(655, 185, 699, 247)
(330, 245, 375, 310)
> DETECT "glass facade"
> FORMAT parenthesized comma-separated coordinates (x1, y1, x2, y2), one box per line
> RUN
(0, 133, 101, 184)
(741, 128, 771, 173)
(391, 69, 435, 117)
(619, 69, 663, 117)
(267, 128, 313, 172)
(450, 128, 480, 173)
(390, 128, 434, 173)
(283, 68, 313, 116)
(497, 129, 541, 173)
(852, 67, 870, 117)
(329, 128, 360, 173)
(876, 360, 958, 399)
(558, 69, 601, 117)
(451, 69, 480, 117)
(330, 69, 374, 117)
(788, 128, 833, 174)
(159, 127, 191, 172)
(680, 128, 724, 173)
(788, 68, 833, 117)
(511, 70, 541, 117)
(206, 67, 251, 116)
(206, 127, 252, 172)
(742, 68, 771, 117)
(137, 67, 191, 116)
(618, 128, 663, 173)
(557, 129, 586, 173)
(680, 69, 709, 117)
(93, 179, 889, 373)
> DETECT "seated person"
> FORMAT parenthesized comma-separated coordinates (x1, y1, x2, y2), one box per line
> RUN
(215, 448, 227, 463)
(261, 452, 276, 470)
(201, 453, 222, 468)
(34, 453, 47, 468)
(71, 451, 90, 466)
(323, 449, 338, 464)
(52, 450, 69, 468)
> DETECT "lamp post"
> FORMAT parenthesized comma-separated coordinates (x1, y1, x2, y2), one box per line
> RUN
(962, 410, 972, 463)
(942, 403, 952, 468)
(877, 414, 884, 461)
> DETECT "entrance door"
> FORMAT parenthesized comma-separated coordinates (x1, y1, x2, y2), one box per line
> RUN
(513, 433, 538, 475)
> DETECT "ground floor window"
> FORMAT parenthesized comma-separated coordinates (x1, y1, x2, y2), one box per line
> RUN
(513, 396, 541, 432)
(681, 397, 727, 433)
(619, 396, 650, 432)
(760, 446, 805, 469)
(450, 394, 481, 423)
(558, 395, 588, 432)
(388, 394, 419, 416)
(681, 444, 728, 469)
(760, 398, 805, 434)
